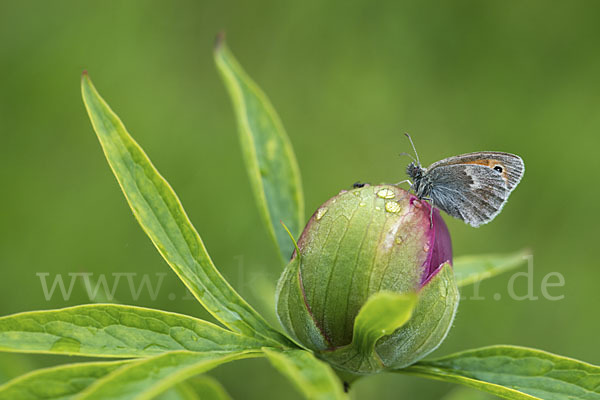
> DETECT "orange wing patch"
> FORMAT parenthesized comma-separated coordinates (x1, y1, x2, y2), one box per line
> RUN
(463, 159, 509, 183)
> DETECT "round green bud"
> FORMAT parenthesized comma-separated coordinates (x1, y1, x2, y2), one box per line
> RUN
(276, 184, 459, 375)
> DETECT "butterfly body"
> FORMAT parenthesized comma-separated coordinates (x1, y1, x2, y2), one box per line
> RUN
(406, 151, 524, 227)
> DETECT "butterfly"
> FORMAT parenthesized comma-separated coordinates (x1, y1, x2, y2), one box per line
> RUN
(400, 134, 525, 227)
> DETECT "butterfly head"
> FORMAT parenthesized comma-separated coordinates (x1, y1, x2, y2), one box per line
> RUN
(406, 161, 424, 181)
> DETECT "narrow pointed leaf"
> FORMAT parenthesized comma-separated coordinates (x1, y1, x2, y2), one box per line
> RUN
(263, 348, 346, 400)
(77, 350, 260, 400)
(81, 74, 287, 345)
(399, 345, 600, 400)
(215, 36, 304, 261)
(0, 304, 265, 358)
(454, 250, 530, 287)
(0, 360, 129, 400)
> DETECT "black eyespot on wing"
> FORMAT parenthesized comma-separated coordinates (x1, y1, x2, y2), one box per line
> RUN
(494, 165, 503, 173)
(428, 164, 509, 227)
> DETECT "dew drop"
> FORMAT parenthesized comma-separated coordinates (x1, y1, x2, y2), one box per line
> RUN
(375, 206, 381, 211)
(385, 201, 401, 213)
(359, 202, 366, 207)
(423, 244, 430, 252)
(316, 207, 328, 220)
(377, 188, 395, 199)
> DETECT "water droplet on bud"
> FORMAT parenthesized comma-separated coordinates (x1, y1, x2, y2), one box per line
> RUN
(385, 201, 401, 213)
(315, 207, 328, 220)
(377, 188, 396, 199)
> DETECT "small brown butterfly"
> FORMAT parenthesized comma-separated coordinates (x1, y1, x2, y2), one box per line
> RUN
(401, 134, 525, 227)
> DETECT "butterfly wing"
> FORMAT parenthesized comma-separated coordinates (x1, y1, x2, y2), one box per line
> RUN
(428, 152, 524, 192)
(426, 164, 509, 227)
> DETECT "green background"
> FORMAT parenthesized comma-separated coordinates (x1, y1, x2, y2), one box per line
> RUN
(1, 1, 598, 398)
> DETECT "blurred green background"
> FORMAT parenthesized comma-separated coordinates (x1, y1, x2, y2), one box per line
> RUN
(1, 1, 599, 398)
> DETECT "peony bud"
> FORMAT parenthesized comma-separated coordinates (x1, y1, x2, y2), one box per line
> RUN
(275, 184, 459, 375)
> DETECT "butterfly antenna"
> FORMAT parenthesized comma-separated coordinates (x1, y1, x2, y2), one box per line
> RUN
(404, 133, 421, 166)
(398, 152, 417, 163)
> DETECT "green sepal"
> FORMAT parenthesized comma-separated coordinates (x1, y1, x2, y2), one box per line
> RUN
(376, 263, 459, 369)
(323, 292, 417, 374)
(275, 257, 331, 351)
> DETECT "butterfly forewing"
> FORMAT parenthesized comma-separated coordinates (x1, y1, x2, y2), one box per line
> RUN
(427, 152, 524, 192)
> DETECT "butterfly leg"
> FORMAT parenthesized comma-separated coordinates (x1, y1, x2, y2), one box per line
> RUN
(421, 196, 435, 227)
(430, 201, 434, 227)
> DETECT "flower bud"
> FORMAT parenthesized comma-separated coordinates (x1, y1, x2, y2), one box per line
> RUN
(275, 185, 459, 374)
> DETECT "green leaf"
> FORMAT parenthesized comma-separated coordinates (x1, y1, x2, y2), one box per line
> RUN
(77, 350, 260, 400)
(352, 291, 417, 356)
(81, 73, 287, 345)
(399, 345, 600, 400)
(454, 250, 530, 287)
(263, 348, 347, 400)
(0, 360, 129, 400)
(0, 304, 265, 358)
(215, 35, 304, 261)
